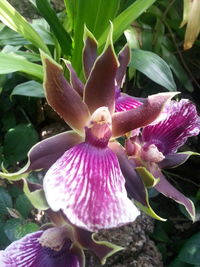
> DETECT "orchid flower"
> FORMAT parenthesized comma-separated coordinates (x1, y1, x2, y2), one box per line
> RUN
(124, 99, 200, 220)
(0, 25, 176, 231)
(0, 224, 123, 267)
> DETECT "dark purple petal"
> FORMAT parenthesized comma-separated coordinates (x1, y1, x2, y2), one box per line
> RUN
(109, 141, 146, 205)
(74, 228, 122, 264)
(152, 167, 195, 221)
(43, 140, 139, 232)
(109, 142, 165, 220)
(112, 92, 178, 138)
(116, 45, 130, 88)
(115, 93, 143, 112)
(83, 27, 98, 79)
(83, 28, 118, 115)
(0, 131, 83, 181)
(159, 152, 198, 169)
(41, 52, 90, 133)
(27, 131, 83, 171)
(64, 60, 84, 96)
(142, 99, 200, 155)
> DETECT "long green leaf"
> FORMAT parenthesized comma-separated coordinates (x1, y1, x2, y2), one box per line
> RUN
(0, 0, 50, 54)
(70, 0, 120, 74)
(36, 0, 72, 56)
(98, 0, 156, 49)
(0, 52, 43, 80)
(130, 49, 177, 91)
(12, 81, 44, 98)
(161, 45, 194, 92)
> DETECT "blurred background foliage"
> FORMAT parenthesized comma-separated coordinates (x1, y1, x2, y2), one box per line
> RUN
(0, 0, 200, 265)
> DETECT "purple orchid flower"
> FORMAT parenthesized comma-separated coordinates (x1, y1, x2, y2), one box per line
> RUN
(125, 99, 200, 220)
(0, 26, 177, 231)
(0, 225, 122, 267)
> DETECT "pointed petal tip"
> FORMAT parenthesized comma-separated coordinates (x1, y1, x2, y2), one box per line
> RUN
(40, 49, 62, 71)
(148, 91, 180, 105)
(83, 25, 98, 45)
(102, 21, 119, 68)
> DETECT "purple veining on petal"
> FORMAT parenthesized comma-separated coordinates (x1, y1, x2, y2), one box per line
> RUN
(43, 139, 140, 232)
(142, 99, 200, 155)
(115, 93, 143, 112)
(0, 231, 43, 267)
(0, 231, 80, 267)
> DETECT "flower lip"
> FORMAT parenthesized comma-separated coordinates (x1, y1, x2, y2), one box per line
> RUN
(86, 107, 112, 147)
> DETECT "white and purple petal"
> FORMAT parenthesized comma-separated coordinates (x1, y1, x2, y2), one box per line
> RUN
(0, 231, 42, 267)
(43, 141, 139, 232)
(0, 231, 80, 267)
(142, 99, 200, 155)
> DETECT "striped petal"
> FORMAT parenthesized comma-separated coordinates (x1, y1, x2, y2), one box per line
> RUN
(142, 99, 200, 155)
(0, 231, 42, 267)
(43, 141, 139, 232)
(115, 93, 143, 112)
(0, 230, 81, 267)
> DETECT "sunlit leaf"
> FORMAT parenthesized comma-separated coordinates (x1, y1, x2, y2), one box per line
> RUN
(98, 0, 156, 49)
(0, 52, 43, 80)
(0, 0, 50, 54)
(70, 0, 120, 74)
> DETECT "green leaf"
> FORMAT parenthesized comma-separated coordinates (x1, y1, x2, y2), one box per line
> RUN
(3, 124, 39, 165)
(70, 0, 120, 74)
(0, 187, 13, 216)
(4, 218, 39, 242)
(161, 45, 194, 92)
(178, 232, 200, 265)
(0, 0, 50, 54)
(130, 49, 177, 91)
(2, 111, 16, 131)
(12, 81, 45, 98)
(0, 26, 30, 46)
(14, 194, 33, 218)
(0, 52, 43, 80)
(35, 0, 72, 56)
(169, 258, 192, 267)
(0, 222, 10, 248)
(98, 0, 156, 49)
